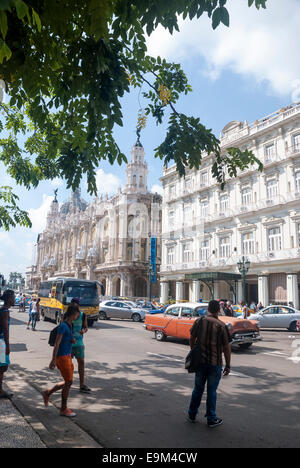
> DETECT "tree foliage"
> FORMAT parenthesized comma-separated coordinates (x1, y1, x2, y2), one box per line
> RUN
(0, 0, 267, 228)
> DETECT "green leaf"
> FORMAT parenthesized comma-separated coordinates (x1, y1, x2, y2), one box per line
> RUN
(14, 0, 29, 20)
(32, 8, 41, 32)
(0, 10, 8, 38)
(0, 39, 11, 62)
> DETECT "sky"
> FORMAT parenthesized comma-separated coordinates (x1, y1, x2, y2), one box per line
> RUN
(1, 0, 300, 280)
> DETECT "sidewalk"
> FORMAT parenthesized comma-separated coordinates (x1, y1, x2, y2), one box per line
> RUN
(0, 375, 102, 448)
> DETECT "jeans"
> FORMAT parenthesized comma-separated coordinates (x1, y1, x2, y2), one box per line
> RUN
(188, 364, 222, 422)
(31, 313, 38, 330)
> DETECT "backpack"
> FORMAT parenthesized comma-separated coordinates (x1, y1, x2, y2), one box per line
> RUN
(48, 325, 59, 346)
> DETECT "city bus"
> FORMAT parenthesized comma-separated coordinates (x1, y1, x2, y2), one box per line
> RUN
(38, 277, 105, 326)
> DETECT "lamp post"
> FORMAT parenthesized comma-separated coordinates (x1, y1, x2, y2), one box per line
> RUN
(237, 256, 250, 303)
(148, 264, 154, 302)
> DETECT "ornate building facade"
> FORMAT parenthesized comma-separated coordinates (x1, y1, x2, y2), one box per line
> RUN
(160, 103, 300, 308)
(26, 140, 162, 298)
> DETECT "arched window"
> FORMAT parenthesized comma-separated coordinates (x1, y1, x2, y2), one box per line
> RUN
(133, 175, 137, 186)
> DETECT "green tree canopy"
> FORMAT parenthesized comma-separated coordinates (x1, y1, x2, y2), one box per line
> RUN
(0, 0, 266, 229)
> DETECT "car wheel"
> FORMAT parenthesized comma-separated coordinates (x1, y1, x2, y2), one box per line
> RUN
(155, 330, 166, 341)
(288, 321, 298, 332)
(132, 313, 141, 322)
(238, 343, 252, 350)
(99, 311, 107, 320)
(56, 313, 62, 325)
(41, 311, 47, 322)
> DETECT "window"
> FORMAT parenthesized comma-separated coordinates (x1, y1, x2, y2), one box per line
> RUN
(242, 187, 252, 206)
(298, 224, 300, 247)
(183, 242, 193, 262)
(267, 179, 278, 199)
(166, 307, 180, 316)
(268, 227, 282, 251)
(181, 307, 193, 317)
(168, 209, 175, 227)
(219, 237, 231, 259)
(219, 194, 229, 213)
(200, 199, 208, 218)
(200, 171, 208, 187)
(295, 171, 300, 193)
(200, 240, 209, 261)
(167, 246, 175, 265)
(184, 203, 193, 225)
(194, 306, 208, 317)
(169, 184, 176, 198)
(293, 133, 300, 151)
(242, 232, 255, 255)
(265, 143, 276, 161)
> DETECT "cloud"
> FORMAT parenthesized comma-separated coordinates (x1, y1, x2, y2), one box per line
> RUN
(28, 194, 54, 234)
(151, 184, 164, 196)
(147, 0, 300, 99)
(95, 169, 122, 195)
(50, 177, 64, 188)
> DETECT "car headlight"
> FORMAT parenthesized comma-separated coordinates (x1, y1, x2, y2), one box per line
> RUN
(226, 323, 232, 330)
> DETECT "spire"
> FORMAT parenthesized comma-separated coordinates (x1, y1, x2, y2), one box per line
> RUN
(124, 138, 148, 194)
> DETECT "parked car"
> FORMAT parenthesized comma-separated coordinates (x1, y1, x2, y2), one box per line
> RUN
(99, 300, 145, 322)
(250, 305, 300, 331)
(148, 305, 169, 315)
(136, 301, 158, 311)
(144, 302, 261, 349)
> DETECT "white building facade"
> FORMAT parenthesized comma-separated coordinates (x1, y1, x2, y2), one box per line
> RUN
(160, 103, 300, 309)
(26, 140, 162, 299)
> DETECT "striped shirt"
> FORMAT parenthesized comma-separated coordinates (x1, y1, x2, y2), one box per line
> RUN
(190, 316, 231, 366)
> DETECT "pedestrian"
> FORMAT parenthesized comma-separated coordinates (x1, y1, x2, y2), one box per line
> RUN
(250, 301, 257, 313)
(70, 297, 92, 393)
(19, 294, 24, 312)
(224, 301, 233, 317)
(42, 304, 80, 417)
(31, 298, 40, 331)
(187, 300, 231, 428)
(27, 297, 33, 329)
(0, 289, 15, 399)
(241, 301, 250, 319)
(257, 302, 264, 311)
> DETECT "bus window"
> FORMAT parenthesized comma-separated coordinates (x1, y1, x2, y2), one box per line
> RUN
(38, 282, 52, 298)
(62, 281, 99, 306)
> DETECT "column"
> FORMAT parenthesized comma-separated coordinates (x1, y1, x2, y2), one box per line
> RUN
(192, 280, 201, 302)
(160, 281, 169, 304)
(237, 280, 243, 303)
(258, 276, 269, 308)
(120, 275, 126, 297)
(287, 274, 299, 309)
(176, 281, 183, 301)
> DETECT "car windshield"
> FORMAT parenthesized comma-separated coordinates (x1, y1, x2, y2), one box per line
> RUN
(63, 281, 99, 306)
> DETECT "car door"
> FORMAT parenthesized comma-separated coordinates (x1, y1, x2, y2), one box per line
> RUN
(104, 301, 117, 319)
(163, 307, 181, 336)
(121, 303, 132, 319)
(276, 306, 296, 328)
(176, 307, 195, 339)
(259, 307, 280, 328)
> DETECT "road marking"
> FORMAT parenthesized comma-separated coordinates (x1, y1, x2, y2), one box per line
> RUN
(147, 353, 251, 378)
(147, 352, 184, 363)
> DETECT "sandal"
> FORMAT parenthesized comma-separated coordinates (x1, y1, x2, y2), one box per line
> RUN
(0, 391, 13, 399)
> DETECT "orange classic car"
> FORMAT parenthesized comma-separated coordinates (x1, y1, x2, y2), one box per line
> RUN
(144, 302, 261, 349)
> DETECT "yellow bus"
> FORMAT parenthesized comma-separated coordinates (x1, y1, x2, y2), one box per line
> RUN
(38, 277, 105, 326)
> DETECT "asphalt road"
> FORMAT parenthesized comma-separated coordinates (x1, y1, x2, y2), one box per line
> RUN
(5, 308, 300, 448)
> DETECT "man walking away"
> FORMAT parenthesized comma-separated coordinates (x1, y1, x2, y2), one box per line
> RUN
(42, 304, 80, 417)
(187, 300, 231, 428)
(0, 290, 15, 399)
(70, 297, 91, 393)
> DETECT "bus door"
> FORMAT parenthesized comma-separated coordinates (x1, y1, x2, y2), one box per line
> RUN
(50, 286, 56, 319)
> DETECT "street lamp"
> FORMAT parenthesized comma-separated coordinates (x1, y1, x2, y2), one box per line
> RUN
(237, 256, 250, 303)
(148, 264, 154, 302)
